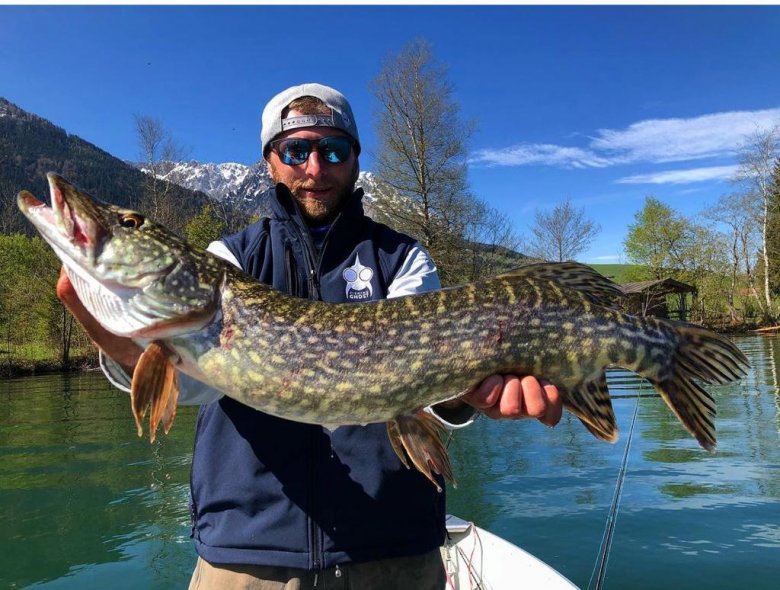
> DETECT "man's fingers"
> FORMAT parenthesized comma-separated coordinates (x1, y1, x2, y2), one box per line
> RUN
(518, 375, 546, 418)
(539, 380, 563, 426)
(466, 374, 504, 409)
(479, 375, 521, 420)
(462, 374, 564, 424)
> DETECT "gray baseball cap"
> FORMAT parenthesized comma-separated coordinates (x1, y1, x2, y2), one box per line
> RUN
(260, 83, 361, 157)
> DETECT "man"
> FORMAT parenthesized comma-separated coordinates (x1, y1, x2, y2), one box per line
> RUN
(57, 83, 562, 589)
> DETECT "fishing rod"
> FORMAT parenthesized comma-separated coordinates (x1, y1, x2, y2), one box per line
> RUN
(587, 386, 643, 590)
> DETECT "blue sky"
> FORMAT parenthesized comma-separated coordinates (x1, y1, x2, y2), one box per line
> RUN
(2, 4, 780, 263)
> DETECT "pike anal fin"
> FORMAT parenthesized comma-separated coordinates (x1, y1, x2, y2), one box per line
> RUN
(563, 373, 619, 444)
(130, 341, 180, 443)
(387, 411, 455, 492)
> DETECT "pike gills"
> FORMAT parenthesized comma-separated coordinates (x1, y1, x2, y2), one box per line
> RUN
(18, 174, 749, 489)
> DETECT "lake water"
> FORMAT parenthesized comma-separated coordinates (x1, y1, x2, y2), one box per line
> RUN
(1, 334, 778, 589)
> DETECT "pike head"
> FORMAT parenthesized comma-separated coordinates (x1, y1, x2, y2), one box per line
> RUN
(18, 173, 222, 339)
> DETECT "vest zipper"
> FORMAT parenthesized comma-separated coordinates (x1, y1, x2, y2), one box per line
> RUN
(310, 425, 323, 573)
(308, 213, 342, 300)
(284, 243, 301, 297)
(290, 210, 342, 572)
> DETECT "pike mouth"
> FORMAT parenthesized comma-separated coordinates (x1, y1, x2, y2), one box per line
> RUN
(17, 173, 104, 263)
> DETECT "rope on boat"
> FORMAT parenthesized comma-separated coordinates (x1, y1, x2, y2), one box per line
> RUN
(587, 387, 643, 590)
(444, 523, 485, 590)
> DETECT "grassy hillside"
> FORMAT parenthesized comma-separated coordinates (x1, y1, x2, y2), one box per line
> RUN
(589, 263, 638, 284)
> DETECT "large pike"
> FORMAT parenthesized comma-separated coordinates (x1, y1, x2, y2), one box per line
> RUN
(18, 174, 749, 488)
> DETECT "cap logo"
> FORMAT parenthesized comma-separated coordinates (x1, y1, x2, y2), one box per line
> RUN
(281, 114, 336, 131)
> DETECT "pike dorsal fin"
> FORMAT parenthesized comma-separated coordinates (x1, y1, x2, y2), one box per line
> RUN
(497, 262, 623, 308)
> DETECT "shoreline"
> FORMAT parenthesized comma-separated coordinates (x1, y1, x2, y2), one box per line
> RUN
(1, 355, 99, 379)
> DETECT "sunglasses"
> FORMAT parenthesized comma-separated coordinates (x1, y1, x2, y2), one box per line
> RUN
(269, 136, 355, 166)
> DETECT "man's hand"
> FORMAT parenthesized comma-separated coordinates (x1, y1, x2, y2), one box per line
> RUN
(56, 267, 143, 374)
(462, 374, 563, 426)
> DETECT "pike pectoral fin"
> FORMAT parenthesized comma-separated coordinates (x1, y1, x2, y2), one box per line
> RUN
(387, 411, 455, 492)
(130, 342, 180, 443)
(563, 373, 619, 444)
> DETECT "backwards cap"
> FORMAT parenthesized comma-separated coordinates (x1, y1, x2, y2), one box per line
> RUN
(260, 83, 361, 157)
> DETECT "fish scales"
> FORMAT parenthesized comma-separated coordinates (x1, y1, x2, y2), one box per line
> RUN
(18, 173, 750, 488)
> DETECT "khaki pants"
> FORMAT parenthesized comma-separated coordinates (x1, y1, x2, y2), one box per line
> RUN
(187, 549, 446, 590)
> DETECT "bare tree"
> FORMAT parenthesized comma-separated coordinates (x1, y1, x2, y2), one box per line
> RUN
(462, 201, 523, 281)
(732, 126, 780, 315)
(704, 191, 763, 320)
(370, 39, 479, 284)
(134, 114, 189, 232)
(529, 199, 601, 262)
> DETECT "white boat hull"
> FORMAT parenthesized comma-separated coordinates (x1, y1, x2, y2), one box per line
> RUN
(441, 515, 579, 589)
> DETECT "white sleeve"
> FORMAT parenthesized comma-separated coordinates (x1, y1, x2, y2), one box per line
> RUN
(387, 243, 476, 428)
(99, 240, 237, 405)
(386, 243, 442, 298)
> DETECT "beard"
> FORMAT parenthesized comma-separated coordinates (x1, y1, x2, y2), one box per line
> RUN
(270, 161, 358, 225)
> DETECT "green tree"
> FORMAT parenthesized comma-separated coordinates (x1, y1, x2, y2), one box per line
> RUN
(682, 225, 731, 324)
(765, 157, 780, 297)
(623, 197, 694, 280)
(0, 234, 85, 368)
(185, 203, 227, 250)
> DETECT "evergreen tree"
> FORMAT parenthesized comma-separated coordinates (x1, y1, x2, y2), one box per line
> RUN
(185, 203, 227, 250)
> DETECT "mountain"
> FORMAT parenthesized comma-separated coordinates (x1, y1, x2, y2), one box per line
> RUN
(0, 97, 528, 274)
(160, 160, 271, 203)
(156, 160, 381, 205)
(154, 159, 387, 220)
(0, 97, 210, 235)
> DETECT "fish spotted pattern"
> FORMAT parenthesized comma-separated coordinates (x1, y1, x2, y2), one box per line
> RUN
(18, 173, 749, 488)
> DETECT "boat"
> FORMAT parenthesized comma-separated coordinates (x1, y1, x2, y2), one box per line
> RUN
(442, 515, 579, 589)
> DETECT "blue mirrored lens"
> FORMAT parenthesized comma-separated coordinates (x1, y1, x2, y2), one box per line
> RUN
(319, 137, 352, 163)
(274, 137, 353, 166)
(280, 140, 310, 165)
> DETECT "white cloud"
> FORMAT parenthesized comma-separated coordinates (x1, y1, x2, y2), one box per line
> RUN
(591, 108, 780, 164)
(616, 165, 739, 185)
(469, 143, 611, 169)
(471, 107, 780, 177)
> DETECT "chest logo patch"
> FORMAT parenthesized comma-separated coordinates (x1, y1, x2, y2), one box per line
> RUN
(342, 254, 374, 301)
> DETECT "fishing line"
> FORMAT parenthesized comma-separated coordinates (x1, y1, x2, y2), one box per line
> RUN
(586, 386, 643, 590)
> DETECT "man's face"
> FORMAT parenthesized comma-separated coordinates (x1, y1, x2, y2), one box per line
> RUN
(266, 113, 357, 225)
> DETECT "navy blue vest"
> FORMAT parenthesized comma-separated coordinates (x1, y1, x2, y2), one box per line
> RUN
(189, 184, 446, 569)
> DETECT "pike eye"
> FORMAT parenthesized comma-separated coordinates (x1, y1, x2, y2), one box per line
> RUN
(119, 213, 144, 229)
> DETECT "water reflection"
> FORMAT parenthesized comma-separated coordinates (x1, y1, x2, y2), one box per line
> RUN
(0, 373, 197, 589)
(1, 335, 779, 589)
(448, 335, 780, 588)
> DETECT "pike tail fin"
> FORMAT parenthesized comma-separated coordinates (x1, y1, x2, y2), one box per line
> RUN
(649, 324, 748, 451)
(131, 341, 180, 443)
(387, 411, 454, 492)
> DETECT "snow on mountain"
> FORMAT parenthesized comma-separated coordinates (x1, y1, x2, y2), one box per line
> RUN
(160, 160, 272, 203)
(160, 161, 383, 208)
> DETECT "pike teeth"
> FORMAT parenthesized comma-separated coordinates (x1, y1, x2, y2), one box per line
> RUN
(50, 178, 75, 240)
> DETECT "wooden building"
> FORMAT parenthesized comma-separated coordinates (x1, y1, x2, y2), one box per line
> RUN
(619, 278, 697, 321)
